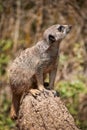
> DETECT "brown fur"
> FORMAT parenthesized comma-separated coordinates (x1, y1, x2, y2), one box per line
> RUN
(8, 24, 72, 119)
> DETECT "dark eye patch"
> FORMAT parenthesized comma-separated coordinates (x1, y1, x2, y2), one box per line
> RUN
(57, 26, 65, 32)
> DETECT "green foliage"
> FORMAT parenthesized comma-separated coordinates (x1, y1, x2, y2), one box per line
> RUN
(55, 80, 86, 98)
(0, 39, 13, 52)
(0, 93, 15, 130)
(55, 80, 87, 129)
(0, 39, 13, 76)
(0, 4, 3, 12)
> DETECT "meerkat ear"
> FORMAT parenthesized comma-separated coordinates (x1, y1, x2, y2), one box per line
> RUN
(48, 34, 55, 43)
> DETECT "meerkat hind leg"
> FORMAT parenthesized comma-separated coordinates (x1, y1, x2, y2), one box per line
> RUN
(10, 103, 17, 120)
(10, 93, 21, 120)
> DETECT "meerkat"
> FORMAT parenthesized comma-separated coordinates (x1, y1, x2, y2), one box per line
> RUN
(8, 24, 72, 119)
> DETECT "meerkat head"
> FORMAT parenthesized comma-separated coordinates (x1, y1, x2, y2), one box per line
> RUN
(43, 24, 72, 44)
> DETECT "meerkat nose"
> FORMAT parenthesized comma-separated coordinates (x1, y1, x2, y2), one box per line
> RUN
(69, 25, 72, 30)
(66, 25, 72, 33)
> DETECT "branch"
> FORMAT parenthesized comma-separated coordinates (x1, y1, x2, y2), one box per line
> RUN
(13, 0, 21, 52)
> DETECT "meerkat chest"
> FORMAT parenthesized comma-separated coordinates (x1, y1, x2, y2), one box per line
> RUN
(41, 47, 59, 71)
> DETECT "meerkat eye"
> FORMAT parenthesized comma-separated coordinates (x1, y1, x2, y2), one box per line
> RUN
(58, 26, 65, 32)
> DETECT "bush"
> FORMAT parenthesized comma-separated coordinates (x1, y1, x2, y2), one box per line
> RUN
(55, 80, 87, 129)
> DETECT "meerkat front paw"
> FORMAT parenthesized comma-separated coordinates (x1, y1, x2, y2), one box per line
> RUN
(38, 85, 50, 96)
(29, 89, 40, 96)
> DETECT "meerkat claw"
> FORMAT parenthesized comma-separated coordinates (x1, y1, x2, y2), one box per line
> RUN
(39, 86, 49, 95)
(30, 89, 40, 96)
(38, 85, 45, 92)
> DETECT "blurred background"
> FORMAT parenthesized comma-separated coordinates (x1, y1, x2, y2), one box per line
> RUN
(0, 0, 87, 130)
